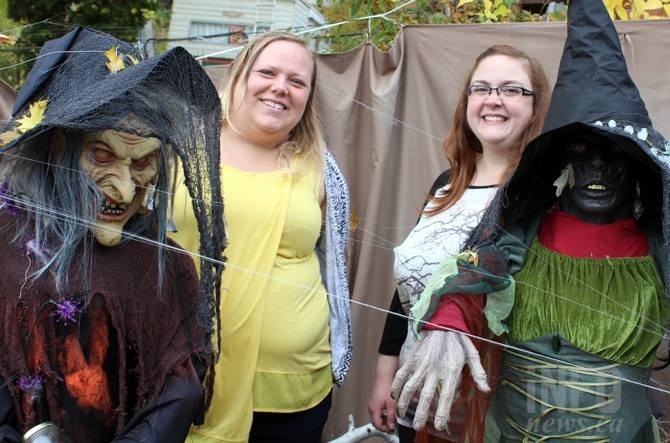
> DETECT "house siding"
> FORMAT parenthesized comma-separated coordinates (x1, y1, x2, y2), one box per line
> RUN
(167, 0, 323, 59)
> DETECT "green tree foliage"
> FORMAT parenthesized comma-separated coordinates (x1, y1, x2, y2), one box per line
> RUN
(319, 0, 670, 53)
(604, 0, 670, 19)
(318, 0, 543, 52)
(1, 0, 170, 88)
(0, 0, 21, 87)
(8, 0, 158, 41)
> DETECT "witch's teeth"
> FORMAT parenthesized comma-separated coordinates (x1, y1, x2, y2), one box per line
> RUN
(100, 198, 127, 215)
(587, 184, 607, 190)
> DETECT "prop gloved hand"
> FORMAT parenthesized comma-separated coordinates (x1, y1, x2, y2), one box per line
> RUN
(113, 361, 203, 443)
(391, 329, 489, 432)
(0, 383, 19, 443)
(0, 426, 19, 443)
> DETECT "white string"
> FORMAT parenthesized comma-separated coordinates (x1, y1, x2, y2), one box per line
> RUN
(2, 45, 668, 342)
(2, 146, 669, 341)
(315, 81, 444, 143)
(5, 190, 670, 398)
(0, 19, 54, 35)
(0, 149, 399, 255)
(5, 120, 669, 404)
(0, 21, 144, 39)
(0, 50, 107, 73)
(2, 16, 670, 401)
(296, 0, 414, 37)
(195, 0, 417, 60)
(0, 38, 443, 146)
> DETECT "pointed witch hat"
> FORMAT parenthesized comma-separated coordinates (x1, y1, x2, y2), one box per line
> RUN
(469, 0, 670, 285)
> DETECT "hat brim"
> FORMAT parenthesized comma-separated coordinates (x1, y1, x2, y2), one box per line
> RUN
(501, 122, 663, 228)
(2, 46, 216, 151)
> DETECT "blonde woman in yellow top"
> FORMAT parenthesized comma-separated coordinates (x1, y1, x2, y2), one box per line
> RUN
(170, 32, 351, 443)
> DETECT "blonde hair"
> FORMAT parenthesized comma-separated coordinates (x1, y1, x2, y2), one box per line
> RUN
(219, 31, 325, 175)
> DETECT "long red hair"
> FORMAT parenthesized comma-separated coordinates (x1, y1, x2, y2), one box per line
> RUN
(426, 45, 550, 216)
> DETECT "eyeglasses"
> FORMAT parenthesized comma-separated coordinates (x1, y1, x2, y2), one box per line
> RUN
(467, 84, 535, 98)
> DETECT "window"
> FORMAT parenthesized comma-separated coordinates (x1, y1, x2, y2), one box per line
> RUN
(228, 25, 248, 44)
(189, 22, 249, 45)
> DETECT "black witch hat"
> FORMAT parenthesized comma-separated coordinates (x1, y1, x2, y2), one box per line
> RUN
(468, 0, 670, 287)
(0, 27, 225, 343)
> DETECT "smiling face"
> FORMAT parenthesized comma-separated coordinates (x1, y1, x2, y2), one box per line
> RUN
(466, 54, 534, 156)
(229, 39, 313, 147)
(558, 138, 636, 224)
(80, 130, 159, 246)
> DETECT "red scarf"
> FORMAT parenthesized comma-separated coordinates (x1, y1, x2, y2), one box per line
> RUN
(538, 210, 648, 258)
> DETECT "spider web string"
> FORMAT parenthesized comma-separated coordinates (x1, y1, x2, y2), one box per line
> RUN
(2, 130, 669, 341)
(3, 187, 670, 397)
(1, 22, 669, 400)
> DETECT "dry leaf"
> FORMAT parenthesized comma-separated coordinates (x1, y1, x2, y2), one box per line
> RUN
(456, 0, 476, 7)
(349, 210, 359, 232)
(105, 46, 126, 73)
(615, 5, 630, 19)
(16, 100, 48, 133)
(640, 0, 663, 8)
(0, 33, 16, 45)
(553, 164, 575, 197)
(0, 129, 21, 147)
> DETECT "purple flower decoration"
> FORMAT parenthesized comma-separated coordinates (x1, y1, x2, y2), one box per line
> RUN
(50, 298, 81, 326)
(0, 182, 18, 216)
(16, 374, 44, 394)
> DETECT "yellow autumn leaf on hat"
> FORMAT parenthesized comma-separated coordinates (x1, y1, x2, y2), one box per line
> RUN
(105, 46, 125, 73)
(0, 129, 21, 147)
(16, 99, 48, 133)
(637, 0, 663, 9)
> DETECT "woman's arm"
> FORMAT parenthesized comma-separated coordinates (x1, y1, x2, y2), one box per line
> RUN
(369, 170, 453, 431)
(377, 169, 453, 356)
(368, 354, 399, 432)
(377, 290, 408, 355)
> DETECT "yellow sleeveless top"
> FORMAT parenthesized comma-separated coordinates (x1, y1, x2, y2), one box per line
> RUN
(170, 161, 331, 443)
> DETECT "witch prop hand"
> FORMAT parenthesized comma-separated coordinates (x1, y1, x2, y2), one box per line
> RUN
(391, 330, 489, 432)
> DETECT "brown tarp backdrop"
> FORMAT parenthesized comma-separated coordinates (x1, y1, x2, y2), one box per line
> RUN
(1, 20, 669, 440)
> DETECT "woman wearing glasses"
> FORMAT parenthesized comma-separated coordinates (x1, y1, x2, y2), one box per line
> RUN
(367, 45, 550, 442)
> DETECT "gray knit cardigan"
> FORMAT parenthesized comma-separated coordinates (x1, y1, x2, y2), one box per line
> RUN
(321, 151, 352, 385)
